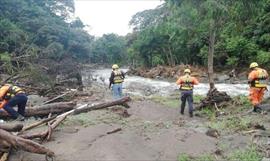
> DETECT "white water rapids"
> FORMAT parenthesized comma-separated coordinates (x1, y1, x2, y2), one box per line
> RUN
(83, 69, 270, 97)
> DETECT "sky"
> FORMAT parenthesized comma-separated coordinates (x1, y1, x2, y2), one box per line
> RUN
(74, 0, 164, 37)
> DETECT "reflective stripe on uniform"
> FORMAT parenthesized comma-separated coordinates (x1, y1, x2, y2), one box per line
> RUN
(180, 75, 193, 90)
(113, 70, 124, 84)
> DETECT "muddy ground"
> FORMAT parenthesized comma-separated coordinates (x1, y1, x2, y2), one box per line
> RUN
(8, 85, 270, 161)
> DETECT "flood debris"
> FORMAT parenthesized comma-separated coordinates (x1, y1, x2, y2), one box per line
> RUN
(0, 96, 131, 160)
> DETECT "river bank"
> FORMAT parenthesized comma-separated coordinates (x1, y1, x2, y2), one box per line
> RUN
(127, 65, 248, 84)
(9, 82, 270, 161)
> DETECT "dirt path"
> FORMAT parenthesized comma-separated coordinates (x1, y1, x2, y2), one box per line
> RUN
(9, 100, 217, 161)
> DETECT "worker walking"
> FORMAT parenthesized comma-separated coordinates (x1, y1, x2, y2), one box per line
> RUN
(0, 84, 27, 121)
(109, 64, 125, 99)
(248, 62, 269, 113)
(176, 69, 199, 117)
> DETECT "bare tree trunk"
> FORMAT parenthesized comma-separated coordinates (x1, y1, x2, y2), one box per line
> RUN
(168, 46, 175, 66)
(208, 26, 216, 90)
(0, 124, 23, 132)
(162, 47, 171, 66)
(0, 102, 75, 119)
(0, 129, 54, 157)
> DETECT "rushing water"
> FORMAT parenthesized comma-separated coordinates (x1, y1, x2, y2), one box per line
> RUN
(83, 69, 270, 97)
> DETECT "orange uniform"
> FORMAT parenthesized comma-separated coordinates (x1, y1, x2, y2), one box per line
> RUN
(0, 84, 24, 109)
(176, 74, 199, 90)
(248, 68, 269, 106)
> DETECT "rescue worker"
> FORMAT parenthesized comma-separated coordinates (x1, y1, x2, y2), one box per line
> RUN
(176, 69, 199, 117)
(0, 84, 27, 121)
(109, 64, 125, 99)
(248, 62, 269, 113)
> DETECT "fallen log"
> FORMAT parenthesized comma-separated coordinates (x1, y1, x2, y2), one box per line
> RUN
(74, 97, 131, 114)
(0, 102, 75, 119)
(42, 91, 73, 105)
(20, 116, 57, 133)
(0, 129, 54, 157)
(0, 124, 23, 132)
(20, 97, 131, 140)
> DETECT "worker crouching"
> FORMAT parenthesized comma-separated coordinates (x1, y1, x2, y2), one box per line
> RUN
(0, 84, 28, 121)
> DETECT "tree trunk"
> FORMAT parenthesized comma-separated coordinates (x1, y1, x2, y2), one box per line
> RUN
(0, 124, 23, 132)
(168, 46, 175, 66)
(74, 96, 131, 114)
(19, 97, 131, 140)
(208, 25, 216, 90)
(0, 102, 75, 119)
(162, 47, 171, 66)
(0, 129, 54, 157)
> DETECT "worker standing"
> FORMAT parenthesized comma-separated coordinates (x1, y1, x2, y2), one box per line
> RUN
(109, 64, 125, 99)
(0, 84, 28, 121)
(248, 62, 269, 113)
(176, 69, 199, 117)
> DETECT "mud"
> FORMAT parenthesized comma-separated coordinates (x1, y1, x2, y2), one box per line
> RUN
(9, 100, 217, 161)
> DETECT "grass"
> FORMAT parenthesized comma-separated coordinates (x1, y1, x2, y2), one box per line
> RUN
(208, 115, 252, 132)
(150, 95, 179, 108)
(198, 107, 216, 120)
(227, 145, 263, 161)
(63, 113, 96, 127)
(178, 153, 214, 161)
(150, 94, 205, 109)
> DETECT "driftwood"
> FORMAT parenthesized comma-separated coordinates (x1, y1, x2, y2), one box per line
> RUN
(0, 102, 75, 119)
(20, 116, 57, 133)
(20, 97, 131, 140)
(74, 97, 131, 114)
(0, 124, 23, 132)
(42, 91, 73, 105)
(106, 128, 122, 134)
(198, 88, 231, 109)
(0, 129, 54, 157)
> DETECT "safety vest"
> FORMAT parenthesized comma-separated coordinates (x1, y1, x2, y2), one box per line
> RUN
(252, 68, 268, 88)
(180, 75, 193, 90)
(113, 70, 124, 84)
(3, 84, 24, 100)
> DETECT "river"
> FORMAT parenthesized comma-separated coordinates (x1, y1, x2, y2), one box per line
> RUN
(83, 69, 270, 97)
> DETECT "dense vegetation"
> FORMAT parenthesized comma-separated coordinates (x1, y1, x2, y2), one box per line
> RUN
(127, 0, 270, 69)
(0, 0, 95, 75)
(1, 0, 270, 74)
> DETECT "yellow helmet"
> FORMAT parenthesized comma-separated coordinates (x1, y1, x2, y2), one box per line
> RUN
(112, 64, 119, 69)
(184, 69, 191, 73)
(249, 62, 258, 68)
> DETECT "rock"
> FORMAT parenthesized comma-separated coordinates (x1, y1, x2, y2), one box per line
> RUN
(206, 128, 220, 138)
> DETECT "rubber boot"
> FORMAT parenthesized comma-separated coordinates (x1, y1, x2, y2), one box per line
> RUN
(189, 112, 193, 118)
(180, 106, 184, 115)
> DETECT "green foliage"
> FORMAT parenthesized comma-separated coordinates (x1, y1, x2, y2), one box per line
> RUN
(150, 95, 179, 108)
(178, 153, 189, 161)
(227, 146, 262, 161)
(178, 153, 214, 161)
(128, 0, 270, 68)
(0, 0, 94, 75)
(200, 107, 216, 120)
(209, 116, 252, 132)
(90, 34, 127, 64)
